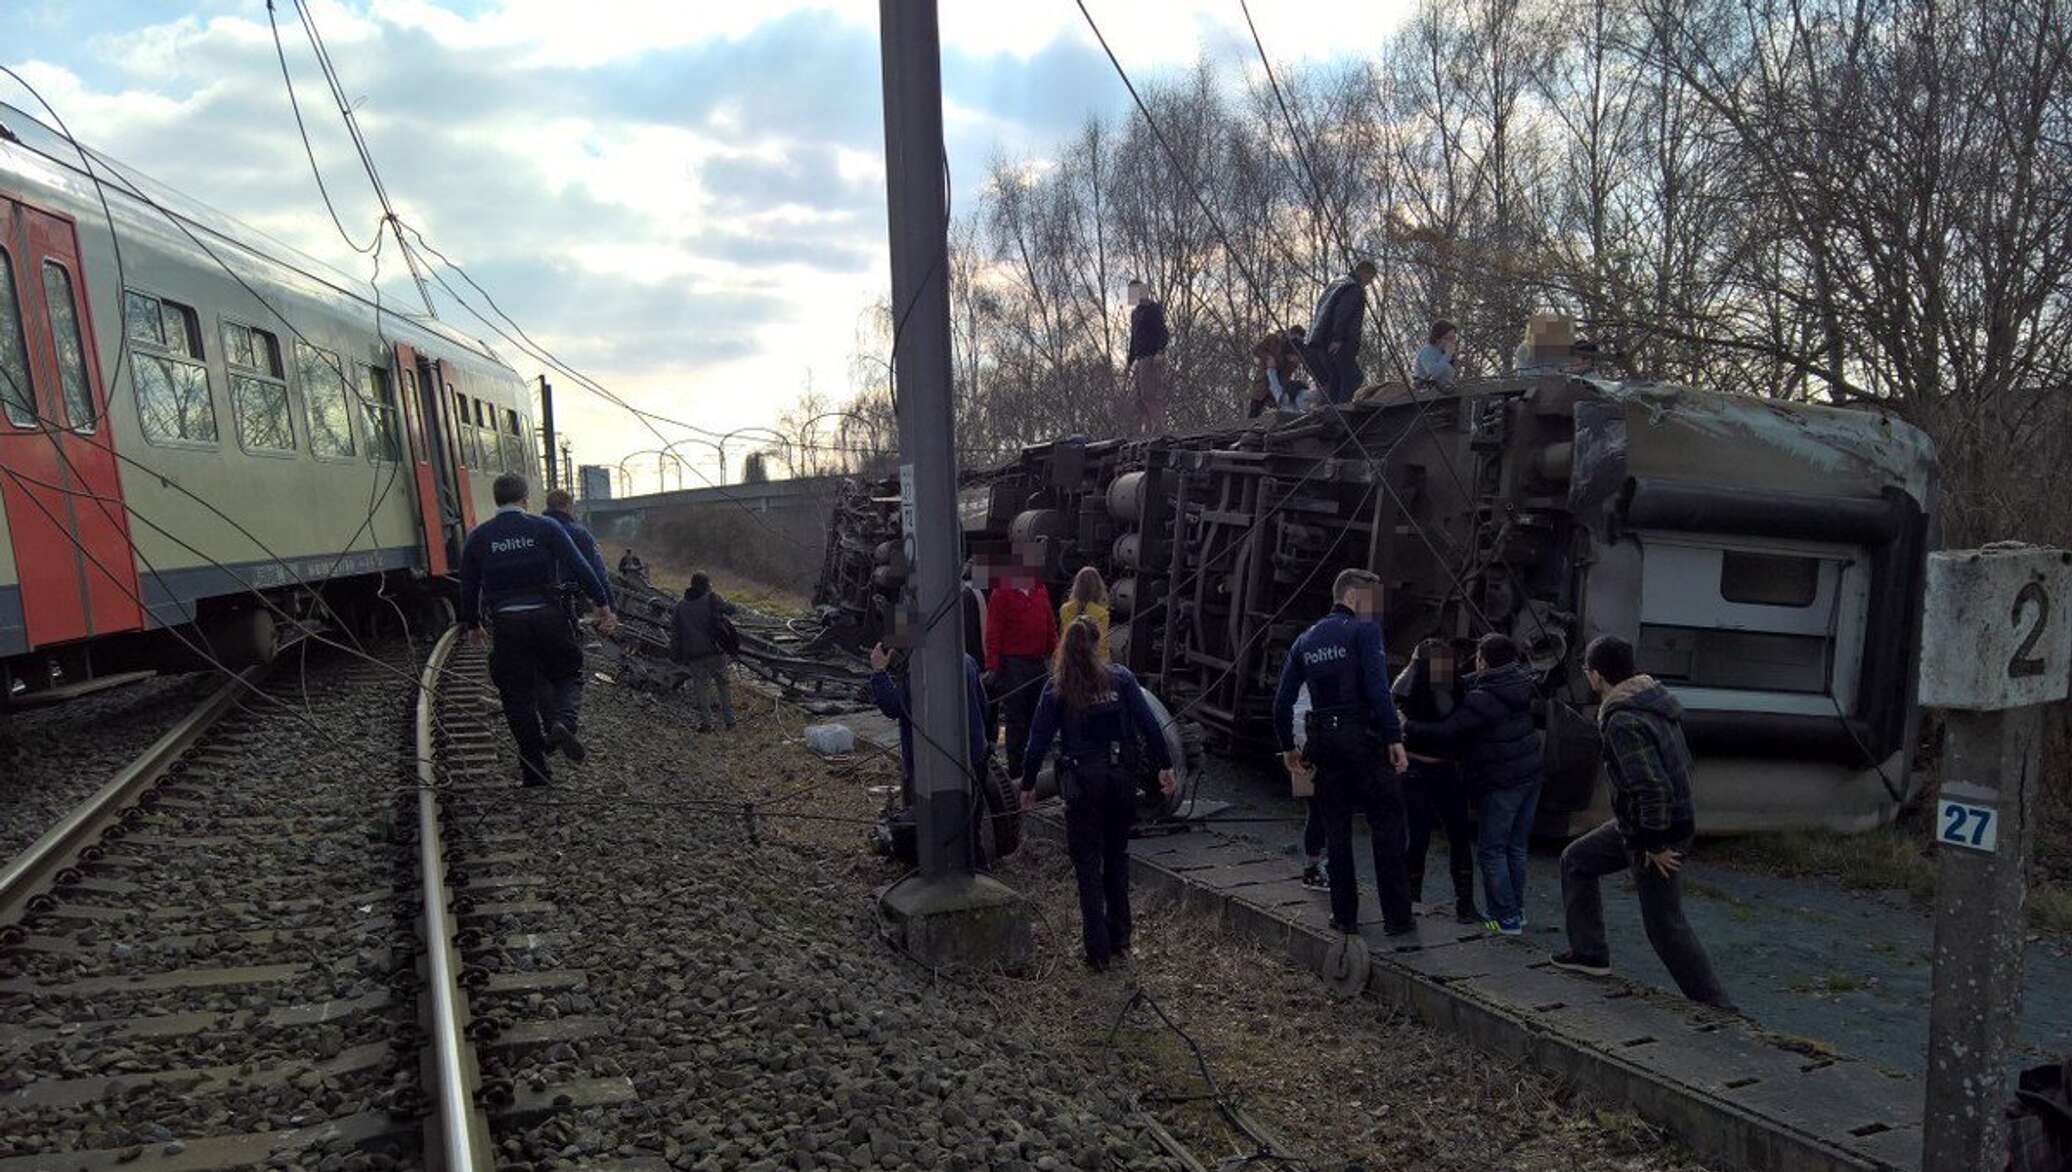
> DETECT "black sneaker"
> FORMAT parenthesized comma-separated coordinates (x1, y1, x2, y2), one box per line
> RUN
(1300, 862, 1328, 890)
(548, 723, 587, 764)
(520, 765, 552, 788)
(1383, 921, 1417, 937)
(1550, 951, 1612, 977)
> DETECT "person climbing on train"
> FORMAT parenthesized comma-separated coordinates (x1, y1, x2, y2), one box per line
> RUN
(668, 572, 738, 732)
(1304, 260, 1377, 405)
(1056, 566, 1111, 665)
(1020, 616, 1178, 970)
(1272, 568, 1414, 936)
(1250, 326, 1311, 417)
(1124, 278, 1171, 435)
(868, 640, 995, 864)
(1402, 633, 1541, 934)
(984, 544, 1057, 787)
(457, 472, 618, 787)
(1552, 636, 1734, 1010)
(1393, 638, 1481, 923)
(1413, 319, 1460, 389)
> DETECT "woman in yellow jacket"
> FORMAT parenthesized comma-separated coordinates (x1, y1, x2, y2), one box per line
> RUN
(1057, 566, 1111, 665)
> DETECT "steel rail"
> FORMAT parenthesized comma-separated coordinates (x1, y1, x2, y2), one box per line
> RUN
(415, 626, 493, 1171)
(0, 662, 263, 930)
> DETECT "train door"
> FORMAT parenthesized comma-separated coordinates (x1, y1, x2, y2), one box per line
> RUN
(393, 341, 464, 575)
(0, 195, 143, 646)
(435, 360, 477, 533)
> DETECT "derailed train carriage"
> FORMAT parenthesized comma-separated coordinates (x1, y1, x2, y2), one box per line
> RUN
(816, 366, 1937, 835)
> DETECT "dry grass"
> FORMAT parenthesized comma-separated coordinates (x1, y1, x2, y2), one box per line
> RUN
(703, 681, 1721, 1170)
(1710, 776, 2072, 935)
(974, 841, 1719, 1171)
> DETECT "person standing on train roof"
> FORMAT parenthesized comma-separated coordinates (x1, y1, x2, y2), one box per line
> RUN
(1273, 568, 1415, 936)
(1552, 636, 1735, 1010)
(1124, 278, 1171, 436)
(458, 473, 617, 787)
(985, 543, 1059, 789)
(1056, 566, 1111, 665)
(1305, 260, 1378, 405)
(1020, 616, 1179, 971)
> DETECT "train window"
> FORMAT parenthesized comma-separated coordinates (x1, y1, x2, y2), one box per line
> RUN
(294, 342, 356, 459)
(41, 263, 96, 433)
(1, 250, 36, 428)
(135, 355, 218, 444)
(123, 290, 163, 348)
(504, 407, 520, 435)
(222, 322, 283, 379)
(1719, 551, 1820, 608)
(360, 366, 402, 462)
(126, 289, 217, 446)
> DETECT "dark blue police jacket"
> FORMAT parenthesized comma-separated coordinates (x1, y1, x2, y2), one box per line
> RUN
(1022, 665, 1173, 786)
(868, 653, 991, 787)
(457, 506, 612, 627)
(543, 507, 610, 591)
(1272, 603, 1403, 750)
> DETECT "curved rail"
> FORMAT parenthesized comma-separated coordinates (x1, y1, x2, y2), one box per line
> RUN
(416, 626, 493, 1171)
(0, 662, 261, 929)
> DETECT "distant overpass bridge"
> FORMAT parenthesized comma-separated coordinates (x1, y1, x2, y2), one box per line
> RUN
(576, 477, 844, 585)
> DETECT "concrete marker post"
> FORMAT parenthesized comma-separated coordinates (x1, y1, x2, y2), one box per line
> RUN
(1918, 543, 2072, 1171)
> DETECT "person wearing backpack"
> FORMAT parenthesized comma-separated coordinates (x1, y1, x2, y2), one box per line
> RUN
(669, 572, 738, 732)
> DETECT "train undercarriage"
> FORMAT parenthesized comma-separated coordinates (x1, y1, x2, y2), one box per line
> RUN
(815, 370, 1938, 836)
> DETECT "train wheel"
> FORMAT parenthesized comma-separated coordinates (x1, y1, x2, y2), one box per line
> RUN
(982, 755, 1022, 859)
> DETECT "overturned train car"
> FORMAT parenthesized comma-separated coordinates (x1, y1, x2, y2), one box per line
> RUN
(815, 373, 1936, 835)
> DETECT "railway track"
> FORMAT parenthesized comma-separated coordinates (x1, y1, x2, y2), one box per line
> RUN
(0, 630, 627, 1171)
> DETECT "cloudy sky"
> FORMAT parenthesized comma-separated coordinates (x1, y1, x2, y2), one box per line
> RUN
(4, 1, 1402, 492)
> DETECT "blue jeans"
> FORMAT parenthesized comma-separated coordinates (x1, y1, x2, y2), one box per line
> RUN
(1477, 780, 1541, 923)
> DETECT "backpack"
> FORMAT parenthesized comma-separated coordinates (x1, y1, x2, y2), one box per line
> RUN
(709, 609, 741, 657)
(2008, 1056, 2072, 1171)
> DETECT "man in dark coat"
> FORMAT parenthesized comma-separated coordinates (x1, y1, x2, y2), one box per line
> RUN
(1551, 636, 1733, 1010)
(1305, 260, 1377, 404)
(668, 572, 737, 732)
(1403, 633, 1543, 935)
(1124, 278, 1171, 435)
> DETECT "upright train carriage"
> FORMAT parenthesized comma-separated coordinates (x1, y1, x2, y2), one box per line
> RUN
(0, 103, 535, 701)
(817, 360, 1938, 836)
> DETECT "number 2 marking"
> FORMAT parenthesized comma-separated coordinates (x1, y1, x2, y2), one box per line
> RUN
(2008, 581, 2050, 679)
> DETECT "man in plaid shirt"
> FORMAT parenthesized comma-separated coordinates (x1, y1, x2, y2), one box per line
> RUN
(1550, 635, 1734, 1010)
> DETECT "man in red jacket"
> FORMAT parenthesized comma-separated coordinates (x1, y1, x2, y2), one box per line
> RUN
(984, 547, 1058, 784)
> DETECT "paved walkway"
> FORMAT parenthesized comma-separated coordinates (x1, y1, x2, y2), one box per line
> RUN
(1184, 755, 2072, 1084)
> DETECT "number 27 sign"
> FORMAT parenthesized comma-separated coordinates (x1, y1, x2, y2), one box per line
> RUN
(1938, 799, 1998, 853)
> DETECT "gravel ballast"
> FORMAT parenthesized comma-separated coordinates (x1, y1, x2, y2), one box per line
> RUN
(464, 638, 1724, 1172)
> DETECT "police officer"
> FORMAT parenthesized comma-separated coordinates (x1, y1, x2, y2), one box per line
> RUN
(543, 489, 609, 599)
(1020, 616, 1179, 971)
(458, 473, 618, 786)
(1272, 568, 1414, 935)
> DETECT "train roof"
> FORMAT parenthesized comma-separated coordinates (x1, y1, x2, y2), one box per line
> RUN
(0, 101, 517, 376)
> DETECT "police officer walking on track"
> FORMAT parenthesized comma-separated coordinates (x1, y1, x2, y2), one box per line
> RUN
(458, 473, 618, 787)
(1273, 568, 1415, 936)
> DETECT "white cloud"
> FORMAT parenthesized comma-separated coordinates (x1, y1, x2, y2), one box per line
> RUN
(6, 0, 1406, 481)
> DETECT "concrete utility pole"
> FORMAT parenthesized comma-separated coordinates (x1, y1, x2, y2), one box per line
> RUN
(1918, 543, 2071, 1171)
(873, 0, 1030, 971)
(538, 376, 557, 489)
